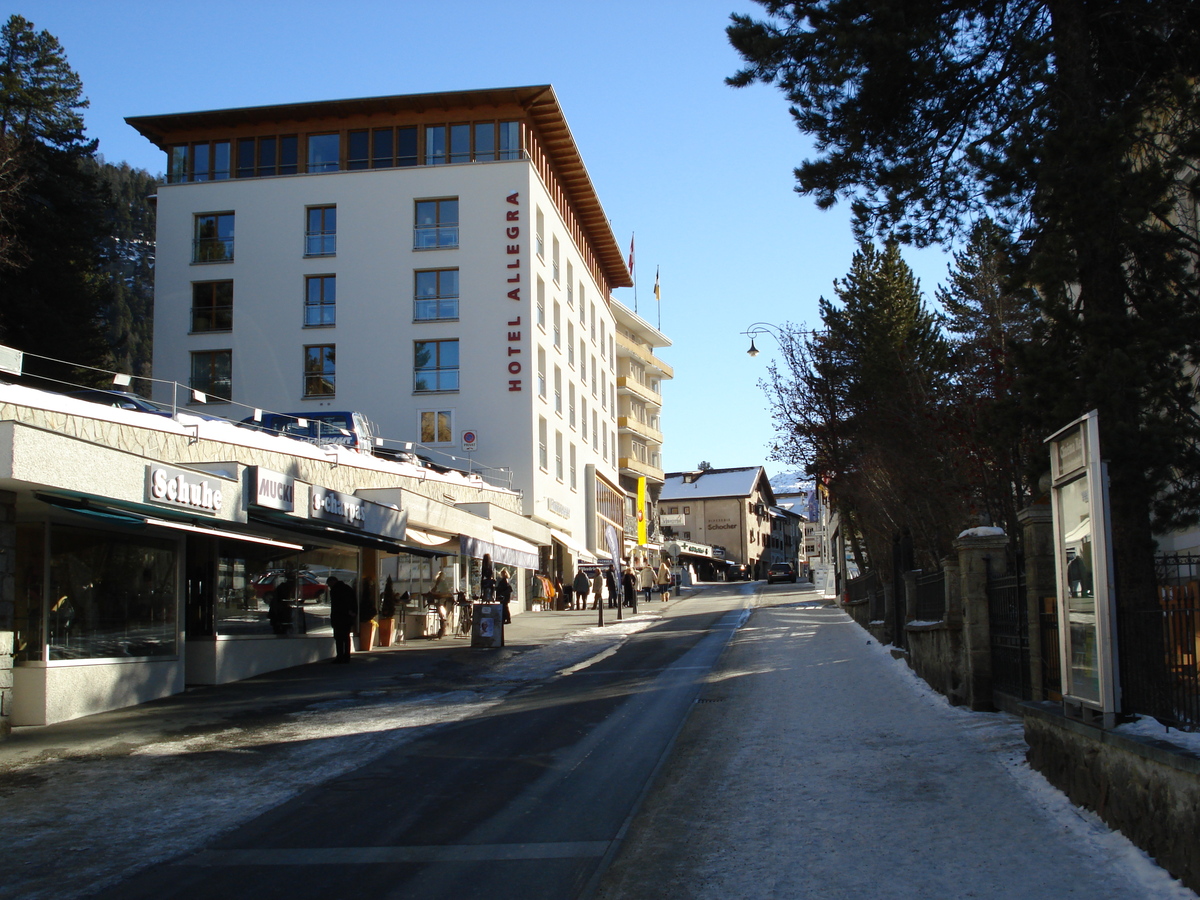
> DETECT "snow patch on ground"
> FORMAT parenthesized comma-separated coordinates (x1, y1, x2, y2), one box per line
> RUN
(869, 639, 1198, 900)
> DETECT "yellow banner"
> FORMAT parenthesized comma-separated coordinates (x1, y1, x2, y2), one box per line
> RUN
(637, 476, 647, 545)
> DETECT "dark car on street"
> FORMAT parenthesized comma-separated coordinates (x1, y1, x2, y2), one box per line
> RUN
(726, 562, 751, 581)
(766, 562, 798, 584)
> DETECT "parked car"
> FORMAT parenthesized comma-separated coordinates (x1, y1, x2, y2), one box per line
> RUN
(251, 570, 332, 604)
(726, 562, 751, 581)
(65, 389, 230, 421)
(239, 410, 375, 451)
(767, 562, 798, 584)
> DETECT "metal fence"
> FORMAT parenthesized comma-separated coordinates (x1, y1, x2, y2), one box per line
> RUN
(987, 565, 1030, 700)
(913, 569, 946, 622)
(1117, 554, 1200, 731)
(847, 570, 885, 622)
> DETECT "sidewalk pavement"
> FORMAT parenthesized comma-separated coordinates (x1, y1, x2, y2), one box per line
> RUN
(0, 598, 671, 768)
(595, 594, 1197, 900)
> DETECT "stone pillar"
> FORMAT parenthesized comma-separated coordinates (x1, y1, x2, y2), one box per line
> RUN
(955, 531, 1009, 711)
(903, 569, 918, 623)
(942, 555, 962, 627)
(0, 489, 15, 738)
(1019, 503, 1055, 700)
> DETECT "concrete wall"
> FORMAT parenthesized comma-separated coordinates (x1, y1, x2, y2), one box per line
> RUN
(0, 490, 12, 736)
(1024, 702, 1200, 894)
(13, 658, 184, 726)
(185, 635, 334, 685)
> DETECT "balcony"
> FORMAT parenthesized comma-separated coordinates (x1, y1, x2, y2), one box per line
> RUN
(619, 455, 664, 482)
(617, 415, 663, 444)
(617, 376, 660, 406)
(615, 332, 673, 379)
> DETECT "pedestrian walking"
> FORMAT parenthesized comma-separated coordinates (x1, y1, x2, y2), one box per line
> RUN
(573, 567, 591, 611)
(657, 557, 673, 602)
(637, 564, 656, 607)
(591, 569, 604, 610)
(496, 568, 513, 624)
(327, 575, 357, 662)
(622, 566, 637, 612)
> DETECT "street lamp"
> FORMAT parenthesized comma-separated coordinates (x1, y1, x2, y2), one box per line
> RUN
(741, 322, 785, 357)
(741, 322, 825, 357)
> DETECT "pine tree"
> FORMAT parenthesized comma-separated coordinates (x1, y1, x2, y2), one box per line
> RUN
(0, 14, 109, 380)
(729, 1, 1200, 615)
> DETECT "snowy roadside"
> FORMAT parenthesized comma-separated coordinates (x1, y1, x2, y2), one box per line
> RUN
(0, 613, 662, 900)
(863, 637, 1199, 900)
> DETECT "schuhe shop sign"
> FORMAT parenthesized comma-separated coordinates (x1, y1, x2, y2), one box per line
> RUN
(145, 465, 224, 515)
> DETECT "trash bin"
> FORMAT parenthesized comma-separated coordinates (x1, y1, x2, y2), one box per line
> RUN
(472, 602, 504, 648)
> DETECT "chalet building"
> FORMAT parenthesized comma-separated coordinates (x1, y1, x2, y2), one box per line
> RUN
(658, 466, 778, 579)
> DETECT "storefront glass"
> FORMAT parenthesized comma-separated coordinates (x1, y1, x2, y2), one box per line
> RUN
(213, 544, 357, 636)
(44, 525, 178, 660)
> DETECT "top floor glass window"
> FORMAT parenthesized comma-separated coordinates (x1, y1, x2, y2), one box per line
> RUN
(194, 213, 234, 263)
(306, 206, 336, 256)
(414, 198, 459, 250)
(307, 133, 340, 172)
(168, 141, 231, 183)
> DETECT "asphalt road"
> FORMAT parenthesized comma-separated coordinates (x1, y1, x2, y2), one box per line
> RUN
(87, 585, 757, 900)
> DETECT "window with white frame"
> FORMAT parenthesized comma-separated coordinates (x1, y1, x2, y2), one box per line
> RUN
(567, 262, 574, 306)
(554, 366, 562, 415)
(569, 383, 576, 429)
(537, 346, 546, 399)
(579, 284, 586, 321)
(419, 409, 454, 444)
(591, 357, 597, 396)
(538, 416, 548, 471)
(552, 236, 560, 283)
(567, 323, 575, 367)
(592, 410, 598, 449)
(601, 369, 607, 410)
(537, 277, 545, 329)
(536, 207, 545, 259)
(590, 302, 596, 342)
(582, 398, 588, 441)
(602, 420, 608, 461)
(555, 430, 563, 481)
(553, 301, 561, 348)
(600, 319, 606, 358)
(570, 443, 577, 490)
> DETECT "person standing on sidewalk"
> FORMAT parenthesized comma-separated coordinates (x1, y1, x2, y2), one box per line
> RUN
(573, 567, 591, 611)
(328, 576, 357, 663)
(657, 557, 673, 602)
(496, 568, 513, 624)
(591, 568, 604, 610)
(622, 566, 637, 612)
(637, 564, 656, 607)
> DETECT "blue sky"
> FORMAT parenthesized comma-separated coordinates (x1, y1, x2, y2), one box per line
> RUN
(22, 0, 951, 476)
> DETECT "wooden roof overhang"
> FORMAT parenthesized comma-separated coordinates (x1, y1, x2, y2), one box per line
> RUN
(127, 85, 632, 289)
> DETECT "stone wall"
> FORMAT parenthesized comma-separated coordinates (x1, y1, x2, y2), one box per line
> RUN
(905, 623, 968, 706)
(1024, 702, 1200, 894)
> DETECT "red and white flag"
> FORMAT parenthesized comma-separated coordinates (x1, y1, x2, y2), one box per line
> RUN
(627, 234, 635, 279)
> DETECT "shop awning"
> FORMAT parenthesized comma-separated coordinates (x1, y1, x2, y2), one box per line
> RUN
(247, 511, 452, 557)
(460, 532, 539, 570)
(551, 528, 596, 563)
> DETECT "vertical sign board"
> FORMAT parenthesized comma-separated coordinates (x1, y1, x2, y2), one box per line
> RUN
(1046, 410, 1120, 724)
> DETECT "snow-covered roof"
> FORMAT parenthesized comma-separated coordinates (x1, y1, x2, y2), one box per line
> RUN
(661, 466, 772, 502)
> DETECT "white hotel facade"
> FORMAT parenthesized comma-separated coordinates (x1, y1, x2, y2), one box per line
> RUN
(129, 85, 651, 566)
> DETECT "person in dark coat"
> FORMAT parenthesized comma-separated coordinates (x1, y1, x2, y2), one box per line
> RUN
(481, 553, 496, 602)
(622, 567, 637, 612)
(605, 568, 619, 609)
(328, 576, 357, 662)
(572, 568, 591, 611)
(496, 568, 513, 624)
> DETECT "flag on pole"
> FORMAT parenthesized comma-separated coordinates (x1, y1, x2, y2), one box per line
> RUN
(627, 234, 635, 279)
(653, 267, 660, 302)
